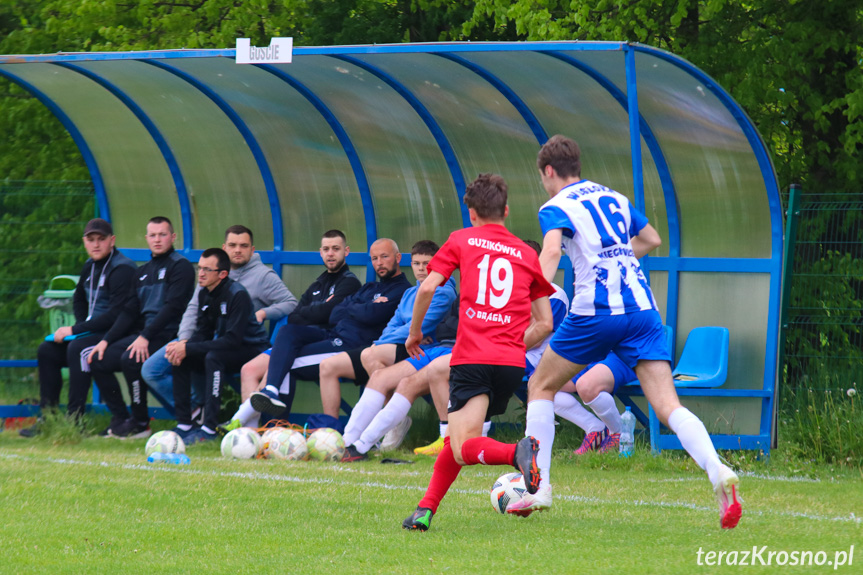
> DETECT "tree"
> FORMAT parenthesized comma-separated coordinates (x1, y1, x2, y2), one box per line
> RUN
(462, 0, 862, 197)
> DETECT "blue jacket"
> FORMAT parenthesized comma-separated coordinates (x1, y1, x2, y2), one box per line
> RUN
(329, 272, 412, 348)
(375, 277, 458, 345)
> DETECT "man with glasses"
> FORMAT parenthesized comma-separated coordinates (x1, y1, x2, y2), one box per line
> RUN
(168, 248, 270, 444)
(88, 216, 195, 438)
(141, 224, 297, 415)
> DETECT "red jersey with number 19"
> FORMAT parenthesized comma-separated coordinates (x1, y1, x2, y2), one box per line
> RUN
(428, 224, 555, 368)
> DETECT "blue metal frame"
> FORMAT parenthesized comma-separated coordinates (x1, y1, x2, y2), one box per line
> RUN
(256, 63, 378, 268)
(0, 68, 110, 221)
(0, 42, 782, 450)
(543, 49, 682, 336)
(631, 45, 782, 453)
(333, 54, 470, 229)
(144, 58, 285, 259)
(55, 62, 194, 251)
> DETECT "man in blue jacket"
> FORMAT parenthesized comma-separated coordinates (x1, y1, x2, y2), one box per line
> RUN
(168, 248, 271, 443)
(317, 240, 457, 419)
(249, 238, 412, 418)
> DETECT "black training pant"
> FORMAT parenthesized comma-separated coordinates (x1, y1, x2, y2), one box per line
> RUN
(36, 332, 104, 418)
(90, 333, 172, 423)
(173, 345, 266, 430)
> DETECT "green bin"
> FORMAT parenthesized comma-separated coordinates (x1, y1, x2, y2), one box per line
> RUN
(42, 275, 79, 333)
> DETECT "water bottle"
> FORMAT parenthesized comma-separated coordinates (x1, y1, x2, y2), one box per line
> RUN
(619, 406, 635, 457)
(147, 452, 191, 465)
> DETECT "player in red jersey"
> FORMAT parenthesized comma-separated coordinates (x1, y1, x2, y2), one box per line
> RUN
(401, 173, 556, 532)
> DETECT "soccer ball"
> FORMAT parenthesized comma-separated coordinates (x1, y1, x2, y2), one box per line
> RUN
(261, 426, 288, 446)
(145, 430, 186, 456)
(306, 427, 345, 461)
(221, 428, 262, 459)
(263, 429, 308, 461)
(490, 472, 527, 513)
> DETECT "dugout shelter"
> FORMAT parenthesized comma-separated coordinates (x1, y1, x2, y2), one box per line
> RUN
(0, 41, 782, 452)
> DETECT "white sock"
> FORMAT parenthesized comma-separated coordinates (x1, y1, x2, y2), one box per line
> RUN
(525, 399, 556, 489)
(585, 392, 623, 434)
(355, 393, 412, 453)
(439, 422, 448, 438)
(343, 388, 386, 446)
(176, 423, 192, 432)
(554, 392, 605, 433)
(667, 407, 722, 484)
(482, 421, 491, 437)
(234, 399, 259, 426)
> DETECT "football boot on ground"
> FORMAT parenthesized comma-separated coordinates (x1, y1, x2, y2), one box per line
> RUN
(380, 416, 412, 451)
(506, 484, 553, 517)
(184, 428, 217, 445)
(597, 432, 621, 454)
(573, 428, 607, 455)
(414, 436, 445, 456)
(341, 445, 369, 462)
(402, 506, 434, 531)
(109, 418, 152, 439)
(216, 419, 242, 436)
(714, 465, 742, 529)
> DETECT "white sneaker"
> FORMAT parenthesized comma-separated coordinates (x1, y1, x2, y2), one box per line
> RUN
(713, 465, 742, 529)
(380, 416, 412, 451)
(506, 483, 552, 517)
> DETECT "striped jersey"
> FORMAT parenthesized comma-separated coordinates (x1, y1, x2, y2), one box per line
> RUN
(525, 282, 569, 369)
(538, 179, 657, 316)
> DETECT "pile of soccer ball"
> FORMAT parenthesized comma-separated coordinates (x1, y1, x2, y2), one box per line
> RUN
(220, 426, 345, 461)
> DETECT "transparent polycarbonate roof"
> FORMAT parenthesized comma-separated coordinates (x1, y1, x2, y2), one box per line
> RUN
(0, 42, 783, 414)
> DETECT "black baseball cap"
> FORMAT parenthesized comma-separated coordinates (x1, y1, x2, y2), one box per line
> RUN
(83, 218, 113, 237)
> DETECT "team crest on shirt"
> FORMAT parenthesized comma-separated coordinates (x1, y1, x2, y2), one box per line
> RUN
(158, 268, 166, 280)
(465, 307, 476, 319)
(220, 302, 227, 315)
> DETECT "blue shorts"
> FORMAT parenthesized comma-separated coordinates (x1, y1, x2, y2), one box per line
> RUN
(574, 352, 637, 394)
(549, 309, 671, 368)
(406, 345, 453, 371)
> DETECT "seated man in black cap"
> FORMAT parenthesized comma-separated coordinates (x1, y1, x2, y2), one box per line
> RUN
(21, 218, 137, 436)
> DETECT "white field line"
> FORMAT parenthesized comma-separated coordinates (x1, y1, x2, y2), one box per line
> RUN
(1, 451, 859, 525)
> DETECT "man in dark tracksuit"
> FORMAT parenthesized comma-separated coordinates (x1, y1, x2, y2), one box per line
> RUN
(89, 216, 195, 438)
(169, 248, 270, 444)
(21, 219, 137, 437)
(250, 237, 411, 417)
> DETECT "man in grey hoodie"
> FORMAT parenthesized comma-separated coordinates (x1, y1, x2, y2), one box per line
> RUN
(142, 225, 297, 413)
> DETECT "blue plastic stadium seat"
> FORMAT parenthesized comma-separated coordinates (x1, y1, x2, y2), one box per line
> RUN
(671, 326, 729, 388)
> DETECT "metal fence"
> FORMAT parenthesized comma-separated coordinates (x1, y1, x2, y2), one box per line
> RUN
(781, 191, 863, 390)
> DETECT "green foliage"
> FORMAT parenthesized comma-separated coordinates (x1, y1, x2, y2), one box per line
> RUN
(463, 0, 863, 197)
(0, 181, 93, 360)
(780, 375, 861, 468)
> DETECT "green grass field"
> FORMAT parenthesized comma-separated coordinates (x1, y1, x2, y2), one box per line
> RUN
(1, 427, 860, 575)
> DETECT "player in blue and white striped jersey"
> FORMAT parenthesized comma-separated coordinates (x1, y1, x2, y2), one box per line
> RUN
(510, 135, 742, 530)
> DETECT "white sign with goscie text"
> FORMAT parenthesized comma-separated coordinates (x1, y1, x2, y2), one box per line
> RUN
(236, 38, 293, 64)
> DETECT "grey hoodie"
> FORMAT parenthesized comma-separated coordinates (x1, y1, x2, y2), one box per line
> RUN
(177, 253, 297, 340)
